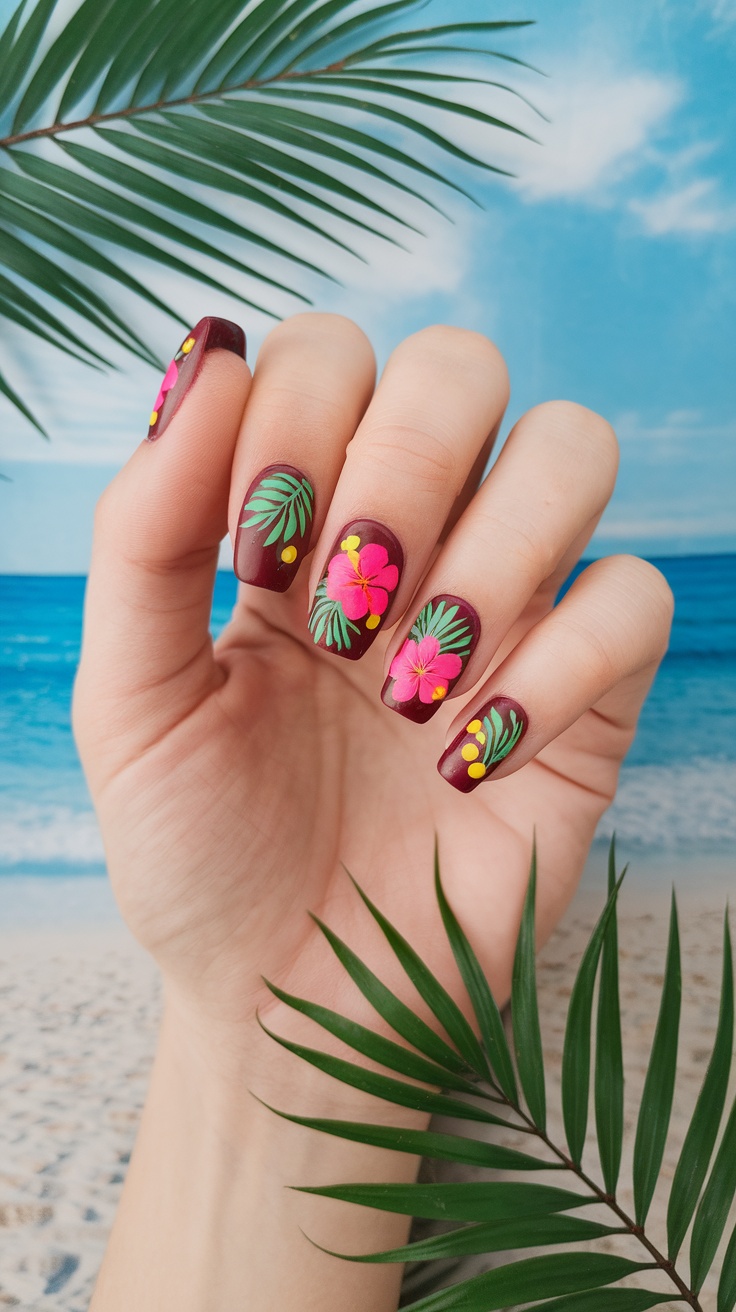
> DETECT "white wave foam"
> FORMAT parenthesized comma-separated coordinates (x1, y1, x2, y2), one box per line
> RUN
(0, 760, 733, 867)
(0, 805, 104, 866)
(596, 758, 736, 849)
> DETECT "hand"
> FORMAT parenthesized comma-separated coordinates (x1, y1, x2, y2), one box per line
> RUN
(74, 313, 673, 1311)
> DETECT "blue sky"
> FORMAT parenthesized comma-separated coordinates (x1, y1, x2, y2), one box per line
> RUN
(1, 0, 735, 572)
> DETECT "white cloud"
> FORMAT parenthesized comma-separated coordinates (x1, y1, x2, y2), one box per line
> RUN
(630, 179, 736, 234)
(507, 73, 682, 202)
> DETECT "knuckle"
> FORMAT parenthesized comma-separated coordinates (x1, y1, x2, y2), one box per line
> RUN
(608, 554, 675, 653)
(355, 419, 460, 489)
(264, 311, 373, 357)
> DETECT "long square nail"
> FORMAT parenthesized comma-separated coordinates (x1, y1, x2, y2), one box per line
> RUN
(235, 465, 315, 591)
(146, 316, 246, 441)
(308, 520, 403, 660)
(438, 696, 527, 792)
(382, 595, 480, 723)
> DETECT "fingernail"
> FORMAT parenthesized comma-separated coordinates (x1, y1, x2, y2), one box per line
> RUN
(308, 520, 403, 660)
(146, 316, 246, 441)
(382, 595, 480, 724)
(234, 465, 315, 591)
(438, 696, 528, 793)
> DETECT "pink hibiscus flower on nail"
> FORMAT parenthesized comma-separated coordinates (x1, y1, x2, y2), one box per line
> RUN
(326, 543, 399, 621)
(388, 635, 462, 704)
(152, 358, 179, 414)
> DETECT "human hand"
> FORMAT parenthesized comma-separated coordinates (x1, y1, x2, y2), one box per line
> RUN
(74, 311, 672, 1061)
(74, 313, 673, 1310)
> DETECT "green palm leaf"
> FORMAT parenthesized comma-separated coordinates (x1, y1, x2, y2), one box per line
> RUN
(309, 912, 476, 1076)
(398, 1255, 650, 1312)
(307, 577, 360, 652)
(260, 843, 735, 1307)
(348, 872, 490, 1078)
(433, 842, 518, 1102)
(263, 1106, 555, 1171)
(315, 1213, 619, 1264)
(632, 891, 681, 1226)
(667, 911, 734, 1260)
(561, 865, 626, 1167)
(689, 1092, 736, 1291)
(511, 839, 546, 1130)
(294, 1180, 596, 1222)
(719, 1221, 736, 1312)
(595, 838, 625, 1195)
(0, 0, 534, 435)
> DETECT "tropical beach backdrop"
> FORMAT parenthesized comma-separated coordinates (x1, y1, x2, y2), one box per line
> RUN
(0, 0, 734, 1305)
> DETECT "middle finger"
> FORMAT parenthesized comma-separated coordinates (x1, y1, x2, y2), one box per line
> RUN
(307, 325, 509, 661)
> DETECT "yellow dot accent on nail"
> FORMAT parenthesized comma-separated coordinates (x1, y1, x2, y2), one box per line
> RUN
(461, 743, 480, 761)
(341, 534, 361, 551)
(365, 614, 381, 630)
(475, 731, 486, 745)
(432, 685, 447, 701)
(181, 336, 195, 353)
(466, 719, 482, 734)
(149, 411, 158, 427)
(468, 762, 487, 779)
(281, 545, 298, 564)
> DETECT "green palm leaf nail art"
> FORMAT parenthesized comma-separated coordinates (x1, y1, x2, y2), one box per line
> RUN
(308, 577, 359, 653)
(483, 706, 525, 767)
(410, 600, 473, 654)
(241, 472, 314, 548)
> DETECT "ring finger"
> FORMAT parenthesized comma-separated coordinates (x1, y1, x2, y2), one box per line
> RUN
(381, 400, 619, 722)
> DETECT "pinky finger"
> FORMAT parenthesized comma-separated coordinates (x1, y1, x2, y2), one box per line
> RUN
(438, 555, 674, 794)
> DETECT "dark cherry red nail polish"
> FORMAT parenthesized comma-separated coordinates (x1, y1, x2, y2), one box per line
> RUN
(438, 696, 528, 793)
(234, 464, 314, 591)
(308, 520, 403, 660)
(381, 594, 480, 724)
(146, 316, 246, 441)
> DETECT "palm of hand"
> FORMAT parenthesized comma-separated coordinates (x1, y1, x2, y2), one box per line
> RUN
(85, 574, 622, 1042)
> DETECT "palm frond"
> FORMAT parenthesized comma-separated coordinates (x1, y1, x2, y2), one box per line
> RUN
(259, 838, 736, 1310)
(0, 0, 536, 434)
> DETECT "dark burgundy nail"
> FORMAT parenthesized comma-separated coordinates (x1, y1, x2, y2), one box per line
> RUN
(308, 520, 403, 661)
(382, 594, 480, 724)
(234, 465, 314, 591)
(438, 696, 528, 793)
(146, 316, 246, 441)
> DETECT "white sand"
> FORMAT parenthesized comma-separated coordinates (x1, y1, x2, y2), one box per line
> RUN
(0, 868, 734, 1310)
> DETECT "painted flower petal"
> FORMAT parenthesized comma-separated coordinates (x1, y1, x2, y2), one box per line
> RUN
(365, 584, 389, 616)
(432, 652, 463, 680)
(357, 543, 389, 578)
(418, 672, 447, 703)
(415, 635, 441, 665)
(340, 586, 370, 620)
(154, 359, 178, 412)
(392, 672, 421, 702)
(389, 639, 419, 680)
(326, 552, 356, 592)
(370, 563, 399, 593)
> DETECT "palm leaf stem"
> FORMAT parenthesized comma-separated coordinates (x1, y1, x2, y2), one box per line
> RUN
(504, 1103, 704, 1311)
(0, 50, 520, 148)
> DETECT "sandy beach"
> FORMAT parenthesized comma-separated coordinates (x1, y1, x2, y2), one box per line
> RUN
(0, 862, 734, 1310)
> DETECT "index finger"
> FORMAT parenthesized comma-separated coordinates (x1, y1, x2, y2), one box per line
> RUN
(75, 317, 250, 771)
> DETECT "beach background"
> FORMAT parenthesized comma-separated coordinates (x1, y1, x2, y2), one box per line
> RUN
(1, 0, 735, 1305)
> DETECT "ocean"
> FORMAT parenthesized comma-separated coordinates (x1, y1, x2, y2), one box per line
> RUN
(1, 556, 735, 879)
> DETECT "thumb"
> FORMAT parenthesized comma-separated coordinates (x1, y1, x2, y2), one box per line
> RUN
(74, 316, 251, 776)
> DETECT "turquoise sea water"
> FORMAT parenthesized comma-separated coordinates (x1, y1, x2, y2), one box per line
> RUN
(0, 556, 734, 877)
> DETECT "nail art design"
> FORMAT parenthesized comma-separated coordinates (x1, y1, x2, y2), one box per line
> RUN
(382, 595, 480, 724)
(438, 696, 527, 793)
(146, 316, 246, 441)
(234, 465, 314, 591)
(308, 520, 403, 660)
